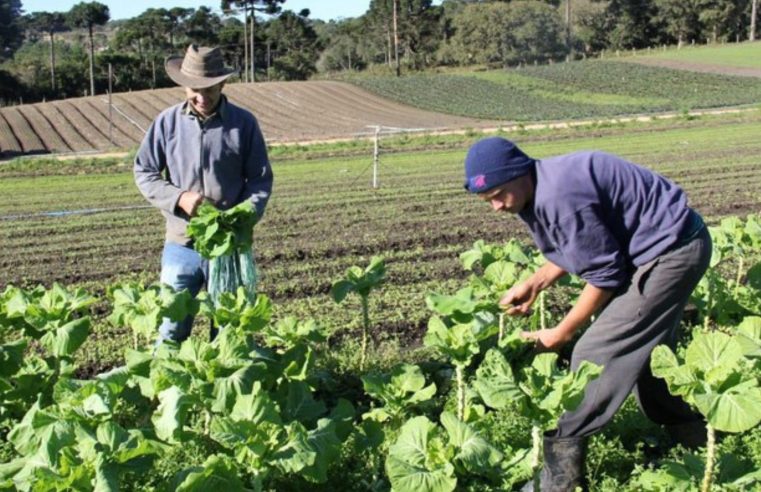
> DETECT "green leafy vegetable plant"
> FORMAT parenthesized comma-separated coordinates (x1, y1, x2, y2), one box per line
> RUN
(108, 282, 199, 348)
(473, 349, 602, 489)
(651, 329, 761, 492)
(331, 256, 386, 370)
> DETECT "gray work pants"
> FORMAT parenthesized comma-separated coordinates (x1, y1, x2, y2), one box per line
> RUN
(556, 226, 712, 438)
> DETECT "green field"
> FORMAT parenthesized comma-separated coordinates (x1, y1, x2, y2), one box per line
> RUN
(349, 60, 761, 121)
(634, 41, 761, 69)
(2, 112, 761, 490)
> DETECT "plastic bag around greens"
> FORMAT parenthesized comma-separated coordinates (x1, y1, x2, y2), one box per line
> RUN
(186, 201, 258, 304)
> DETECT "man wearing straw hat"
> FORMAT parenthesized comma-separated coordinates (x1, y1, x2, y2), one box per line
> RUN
(134, 44, 273, 343)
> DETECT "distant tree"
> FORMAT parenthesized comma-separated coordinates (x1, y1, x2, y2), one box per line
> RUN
(653, 0, 702, 47)
(0, 69, 24, 105)
(184, 6, 224, 46)
(68, 1, 110, 96)
(265, 9, 321, 80)
(570, 0, 609, 54)
(446, 1, 566, 66)
(218, 17, 245, 74)
(165, 7, 193, 48)
(220, 0, 285, 82)
(24, 12, 70, 92)
(752, 0, 758, 40)
(0, 0, 24, 60)
(605, 0, 658, 49)
(315, 18, 368, 72)
(365, 0, 441, 71)
(697, 0, 747, 42)
(446, 2, 512, 65)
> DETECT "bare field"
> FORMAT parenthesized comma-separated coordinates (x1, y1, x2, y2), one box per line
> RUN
(0, 81, 498, 158)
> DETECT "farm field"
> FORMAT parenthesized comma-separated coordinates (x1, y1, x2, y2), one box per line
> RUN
(1, 111, 760, 367)
(1, 111, 761, 491)
(626, 40, 761, 76)
(0, 80, 495, 158)
(349, 60, 761, 121)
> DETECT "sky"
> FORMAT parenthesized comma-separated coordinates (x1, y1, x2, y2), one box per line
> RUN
(20, 0, 394, 22)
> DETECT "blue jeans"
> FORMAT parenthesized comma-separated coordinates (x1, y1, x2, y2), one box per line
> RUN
(158, 242, 208, 343)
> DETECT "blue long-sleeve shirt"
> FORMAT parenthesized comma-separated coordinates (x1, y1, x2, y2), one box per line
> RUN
(518, 151, 695, 289)
(134, 96, 273, 245)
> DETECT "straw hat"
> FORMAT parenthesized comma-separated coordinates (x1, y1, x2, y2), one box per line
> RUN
(165, 44, 236, 89)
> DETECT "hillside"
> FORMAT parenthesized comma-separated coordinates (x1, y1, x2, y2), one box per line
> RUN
(0, 81, 497, 159)
(349, 60, 761, 120)
(624, 41, 761, 77)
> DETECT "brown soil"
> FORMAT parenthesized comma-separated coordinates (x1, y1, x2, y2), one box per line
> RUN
(0, 80, 501, 158)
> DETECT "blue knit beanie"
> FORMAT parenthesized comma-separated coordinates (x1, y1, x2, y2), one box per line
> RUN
(464, 137, 535, 193)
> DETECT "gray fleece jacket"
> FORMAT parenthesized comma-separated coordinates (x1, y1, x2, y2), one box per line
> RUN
(134, 96, 273, 245)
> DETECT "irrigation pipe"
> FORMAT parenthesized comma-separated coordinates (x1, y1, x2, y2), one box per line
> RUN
(0, 204, 152, 221)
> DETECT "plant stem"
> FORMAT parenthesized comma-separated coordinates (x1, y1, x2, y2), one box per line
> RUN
(133, 331, 138, 350)
(456, 365, 465, 421)
(360, 296, 370, 371)
(498, 312, 504, 342)
(734, 257, 744, 297)
(703, 282, 712, 330)
(539, 291, 547, 330)
(204, 410, 211, 436)
(701, 423, 716, 492)
(531, 425, 542, 491)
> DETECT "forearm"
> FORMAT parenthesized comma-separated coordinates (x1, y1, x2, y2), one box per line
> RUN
(556, 283, 614, 338)
(531, 261, 567, 290)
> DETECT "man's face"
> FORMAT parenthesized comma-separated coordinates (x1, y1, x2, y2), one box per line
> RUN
(185, 82, 224, 117)
(478, 177, 530, 214)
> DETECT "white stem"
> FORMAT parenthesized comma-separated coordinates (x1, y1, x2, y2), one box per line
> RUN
(456, 365, 465, 421)
(532, 425, 542, 490)
(701, 424, 716, 492)
(498, 312, 505, 342)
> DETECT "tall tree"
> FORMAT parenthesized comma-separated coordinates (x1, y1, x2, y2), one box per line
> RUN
(220, 0, 285, 82)
(366, 0, 440, 71)
(68, 1, 110, 96)
(265, 9, 321, 80)
(0, 0, 24, 60)
(751, 0, 758, 40)
(166, 7, 193, 48)
(653, 0, 702, 47)
(184, 6, 223, 46)
(25, 12, 70, 92)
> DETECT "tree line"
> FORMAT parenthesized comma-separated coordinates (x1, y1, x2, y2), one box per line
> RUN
(0, 0, 759, 105)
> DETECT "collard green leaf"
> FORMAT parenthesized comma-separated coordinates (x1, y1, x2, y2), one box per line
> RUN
(187, 201, 257, 259)
(152, 386, 192, 443)
(693, 379, 761, 433)
(473, 348, 522, 410)
(39, 316, 90, 358)
(440, 412, 502, 474)
(175, 454, 251, 491)
(385, 416, 456, 492)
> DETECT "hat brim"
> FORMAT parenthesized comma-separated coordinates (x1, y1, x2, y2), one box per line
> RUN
(165, 56, 236, 89)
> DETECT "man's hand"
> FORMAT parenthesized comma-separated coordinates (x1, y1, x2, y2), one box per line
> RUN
(520, 328, 571, 352)
(178, 191, 205, 216)
(500, 280, 540, 315)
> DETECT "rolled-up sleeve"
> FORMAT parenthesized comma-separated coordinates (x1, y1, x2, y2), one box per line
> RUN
(133, 119, 183, 214)
(553, 205, 626, 289)
(242, 118, 273, 219)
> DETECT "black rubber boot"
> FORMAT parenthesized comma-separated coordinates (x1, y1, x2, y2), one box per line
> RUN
(521, 435, 587, 492)
(666, 419, 707, 450)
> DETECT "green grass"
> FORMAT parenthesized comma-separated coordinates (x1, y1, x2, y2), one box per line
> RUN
(348, 60, 761, 121)
(634, 40, 761, 69)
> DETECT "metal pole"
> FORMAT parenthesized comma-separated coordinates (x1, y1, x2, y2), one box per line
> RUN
(372, 126, 380, 189)
(108, 63, 113, 146)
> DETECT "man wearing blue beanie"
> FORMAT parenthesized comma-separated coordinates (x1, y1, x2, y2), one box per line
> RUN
(464, 137, 711, 491)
